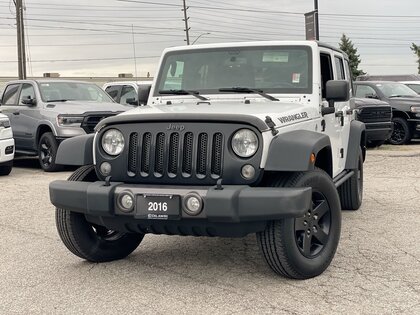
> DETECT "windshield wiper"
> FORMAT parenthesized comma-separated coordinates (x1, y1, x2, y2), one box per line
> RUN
(159, 89, 209, 101)
(389, 95, 414, 98)
(219, 87, 279, 101)
(47, 99, 69, 102)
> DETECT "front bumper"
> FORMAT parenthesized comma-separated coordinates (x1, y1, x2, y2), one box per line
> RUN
(365, 122, 393, 141)
(49, 181, 311, 235)
(0, 138, 15, 164)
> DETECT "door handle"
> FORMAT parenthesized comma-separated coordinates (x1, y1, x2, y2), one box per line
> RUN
(13, 112, 20, 115)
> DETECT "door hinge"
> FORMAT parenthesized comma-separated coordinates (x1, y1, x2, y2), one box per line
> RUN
(340, 148, 344, 158)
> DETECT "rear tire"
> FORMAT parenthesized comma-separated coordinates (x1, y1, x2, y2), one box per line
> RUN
(257, 169, 341, 279)
(338, 149, 363, 210)
(55, 165, 144, 262)
(38, 132, 63, 172)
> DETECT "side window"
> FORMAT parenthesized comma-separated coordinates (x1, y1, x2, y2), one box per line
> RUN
(2, 84, 20, 105)
(19, 83, 36, 105)
(120, 85, 137, 105)
(334, 56, 345, 80)
(320, 53, 333, 98)
(105, 85, 120, 102)
(355, 85, 377, 98)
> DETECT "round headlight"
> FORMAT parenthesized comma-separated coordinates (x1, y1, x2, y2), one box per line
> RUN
(231, 129, 259, 158)
(102, 129, 125, 156)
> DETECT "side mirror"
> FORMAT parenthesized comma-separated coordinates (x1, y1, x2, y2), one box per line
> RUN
(365, 93, 378, 99)
(138, 84, 151, 105)
(22, 96, 37, 106)
(326, 80, 350, 106)
(125, 97, 138, 106)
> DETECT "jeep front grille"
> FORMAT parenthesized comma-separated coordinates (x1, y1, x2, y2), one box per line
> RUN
(128, 131, 224, 179)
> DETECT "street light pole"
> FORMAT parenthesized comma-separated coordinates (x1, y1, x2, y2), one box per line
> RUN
(314, 0, 319, 40)
(191, 32, 210, 45)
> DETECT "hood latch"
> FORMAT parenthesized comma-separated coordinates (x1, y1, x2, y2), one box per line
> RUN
(265, 116, 279, 136)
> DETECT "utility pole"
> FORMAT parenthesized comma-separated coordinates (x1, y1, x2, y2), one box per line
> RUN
(15, 0, 27, 79)
(182, 0, 190, 45)
(314, 0, 319, 40)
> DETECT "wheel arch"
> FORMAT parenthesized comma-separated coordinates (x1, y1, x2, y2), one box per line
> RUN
(345, 120, 366, 169)
(36, 123, 56, 144)
(264, 130, 332, 174)
(391, 110, 410, 120)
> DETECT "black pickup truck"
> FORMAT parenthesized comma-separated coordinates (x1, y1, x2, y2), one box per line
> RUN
(354, 81, 420, 145)
(354, 98, 392, 148)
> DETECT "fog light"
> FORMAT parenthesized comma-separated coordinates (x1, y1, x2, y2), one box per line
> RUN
(119, 192, 134, 212)
(241, 164, 255, 180)
(184, 193, 203, 216)
(100, 162, 112, 176)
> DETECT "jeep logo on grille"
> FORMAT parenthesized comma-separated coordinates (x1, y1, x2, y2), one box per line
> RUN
(167, 123, 185, 131)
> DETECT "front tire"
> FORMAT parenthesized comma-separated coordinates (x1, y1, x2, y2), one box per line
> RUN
(389, 117, 412, 145)
(55, 165, 144, 262)
(38, 132, 63, 172)
(257, 169, 341, 279)
(0, 163, 12, 176)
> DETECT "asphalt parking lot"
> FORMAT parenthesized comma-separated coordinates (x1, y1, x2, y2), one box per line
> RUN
(1, 145, 419, 315)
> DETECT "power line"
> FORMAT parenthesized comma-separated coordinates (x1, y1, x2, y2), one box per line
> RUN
(0, 55, 161, 63)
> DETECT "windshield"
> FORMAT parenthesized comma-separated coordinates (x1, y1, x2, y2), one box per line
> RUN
(38, 82, 113, 103)
(155, 46, 312, 96)
(375, 82, 418, 98)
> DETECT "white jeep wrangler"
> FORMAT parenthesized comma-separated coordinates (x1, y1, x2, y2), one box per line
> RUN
(49, 41, 365, 279)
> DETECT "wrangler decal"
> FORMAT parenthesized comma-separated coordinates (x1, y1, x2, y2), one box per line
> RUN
(277, 112, 309, 124)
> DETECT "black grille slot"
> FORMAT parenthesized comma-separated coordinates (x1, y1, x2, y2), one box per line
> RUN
(128, 133, 138, 173)
(182, 132, 193, 176)
(197, 133, 208, 177)
(168, 133, 179, 176)
(141, 132, 152, 175)
(211, 133, 223, 177)
(154, 133, 165, 176)
(358, 107, 392, 123)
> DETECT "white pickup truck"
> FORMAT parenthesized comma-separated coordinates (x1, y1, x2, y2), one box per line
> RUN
(0, 113, 14, 175)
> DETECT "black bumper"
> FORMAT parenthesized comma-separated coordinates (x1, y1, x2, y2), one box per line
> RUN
(49, 181, 311, 236)
(365, 122, 393, 142)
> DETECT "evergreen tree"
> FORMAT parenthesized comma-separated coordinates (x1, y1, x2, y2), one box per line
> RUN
(339, 34, 365, 79)
(411, 43, 420, 74)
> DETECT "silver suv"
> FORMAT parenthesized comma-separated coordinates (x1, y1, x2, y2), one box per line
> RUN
(0, 80, 132, 171)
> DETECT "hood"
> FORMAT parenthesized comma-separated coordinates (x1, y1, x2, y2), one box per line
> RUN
(385, 96, 420, 110)
(354, 97, 390, 107)
(98, 101, 317, 131)
(44, 101, 132, 115)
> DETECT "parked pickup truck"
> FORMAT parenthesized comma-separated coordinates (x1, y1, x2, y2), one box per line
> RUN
(0, 113, 14, 175)
(50, 41, 366, 279)
(0, 80, 133, 171)
(354, 98, 392, 148)
(354, 81, 420, 145)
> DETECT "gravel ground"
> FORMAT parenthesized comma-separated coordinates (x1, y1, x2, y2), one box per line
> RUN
(0, 146, 419, 315)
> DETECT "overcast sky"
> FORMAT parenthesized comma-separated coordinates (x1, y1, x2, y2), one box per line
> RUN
(0, 0, 419, 78)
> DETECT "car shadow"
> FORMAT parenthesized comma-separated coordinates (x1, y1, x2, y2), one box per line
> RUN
(13, 156, 77, 171)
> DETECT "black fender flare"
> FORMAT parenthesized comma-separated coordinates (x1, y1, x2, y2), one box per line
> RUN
(264, 130, 331, 172)
(345, 120, 366, 170)
(56, 134, 94, 166)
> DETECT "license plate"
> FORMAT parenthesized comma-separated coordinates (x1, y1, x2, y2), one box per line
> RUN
(137, 195, 180, 220)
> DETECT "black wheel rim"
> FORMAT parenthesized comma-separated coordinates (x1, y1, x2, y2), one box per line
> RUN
(40, 138, 53, 167)
(390, 121, 405, 144)
(294, 191, 331, 258)
(91, 224, 124, 241)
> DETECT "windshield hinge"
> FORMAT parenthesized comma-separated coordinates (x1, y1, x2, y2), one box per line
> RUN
(265, 116, 279, 136)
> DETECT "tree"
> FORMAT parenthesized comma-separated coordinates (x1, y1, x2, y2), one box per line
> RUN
(339, 34, 365, 79)
(411, 43, 420, 74)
